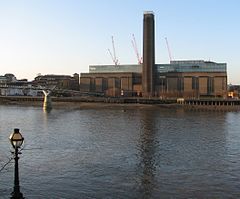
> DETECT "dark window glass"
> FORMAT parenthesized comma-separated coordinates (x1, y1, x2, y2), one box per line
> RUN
(192, 77, 199, 90)
(207, 77, 214, 94)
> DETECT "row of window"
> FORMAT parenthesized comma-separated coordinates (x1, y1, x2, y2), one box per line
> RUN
(159, 77, 218, 94)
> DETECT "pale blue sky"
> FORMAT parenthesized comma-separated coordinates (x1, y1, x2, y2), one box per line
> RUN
(0, 0, 239, 84)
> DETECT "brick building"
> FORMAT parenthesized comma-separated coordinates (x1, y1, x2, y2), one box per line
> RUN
(80, 60, 227, 98)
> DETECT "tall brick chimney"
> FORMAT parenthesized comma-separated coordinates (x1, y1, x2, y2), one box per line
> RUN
(142, 11, 155, 97)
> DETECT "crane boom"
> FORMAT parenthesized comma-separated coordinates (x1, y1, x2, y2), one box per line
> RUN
(131, 34, 142, 64)
(111, 36, 118, 64)
(107, 36, 119, 65)
(165, 37, 173, 62)
(108, 49, 115, 64)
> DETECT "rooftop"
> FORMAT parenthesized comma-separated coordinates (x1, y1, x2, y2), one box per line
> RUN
(89, 60, 227, 74)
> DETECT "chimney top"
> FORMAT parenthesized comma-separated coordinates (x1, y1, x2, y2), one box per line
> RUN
(144, 11, 154, 15)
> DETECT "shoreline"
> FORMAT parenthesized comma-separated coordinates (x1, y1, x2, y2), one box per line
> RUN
(0, 96, 239, 111)
(0, 99, 182, 110)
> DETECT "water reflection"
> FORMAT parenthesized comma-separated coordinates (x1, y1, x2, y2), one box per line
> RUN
(43, 108, 52, 114)
(137, 110, 158, 198)
(135, 109, 232, 198)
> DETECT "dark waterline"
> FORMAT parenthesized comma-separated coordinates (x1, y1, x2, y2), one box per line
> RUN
(0, 105, 240, 198)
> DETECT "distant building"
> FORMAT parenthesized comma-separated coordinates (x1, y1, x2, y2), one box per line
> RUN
(0, 84, 40, 96)
(4, 73, 17, 83)
(228, 85, 240, 99)
(0, 73, 17, 84)
(0, 76, 7, 84)
(32, 74, 80, 91)
(0, 74, 38, 96)
(0, 73, 80, 96)
(80, 12, 227, 99)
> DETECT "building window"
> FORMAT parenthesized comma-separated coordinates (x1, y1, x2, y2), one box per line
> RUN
(192, 77, 199, 90)
(177, 78, 184, 92)
(133, 76, 141, 84)
(159, 78, 166, 86)
(207, 77, 214, 94)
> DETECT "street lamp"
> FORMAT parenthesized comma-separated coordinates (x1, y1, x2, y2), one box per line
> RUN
(9, 128, 24, 199)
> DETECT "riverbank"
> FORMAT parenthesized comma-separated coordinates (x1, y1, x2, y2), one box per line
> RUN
(0, 96, 178, 108)
(0, 96, 239, 111)
(0, 96, 181, 110)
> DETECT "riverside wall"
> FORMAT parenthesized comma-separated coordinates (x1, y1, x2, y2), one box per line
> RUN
(0, 96, 240, 111)
(0, 96, 176, 104)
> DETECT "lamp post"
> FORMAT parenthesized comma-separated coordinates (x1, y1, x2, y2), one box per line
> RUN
(9, 128, 24, 199)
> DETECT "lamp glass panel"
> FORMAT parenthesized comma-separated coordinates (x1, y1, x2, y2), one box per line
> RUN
(9, 132, 24, 148)
(13, 140, 23, 148)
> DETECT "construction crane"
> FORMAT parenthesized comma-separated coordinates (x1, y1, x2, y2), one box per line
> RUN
(131, 34, 142, 64)
(108, 36, 119, 65)
(165, 37, 173, 62)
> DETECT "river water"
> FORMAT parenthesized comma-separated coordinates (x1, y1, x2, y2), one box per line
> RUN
(0, 105, 240, 198)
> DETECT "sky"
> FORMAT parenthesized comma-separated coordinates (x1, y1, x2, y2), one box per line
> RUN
(0, 0, 240, 84)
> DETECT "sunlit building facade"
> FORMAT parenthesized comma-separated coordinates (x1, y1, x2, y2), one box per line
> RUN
(80, 60, 227, 98)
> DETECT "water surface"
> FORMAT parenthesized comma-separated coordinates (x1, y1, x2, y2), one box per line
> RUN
(0, 105, 240, 198)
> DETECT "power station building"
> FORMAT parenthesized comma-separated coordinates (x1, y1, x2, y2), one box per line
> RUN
(80, 12, 227, 99)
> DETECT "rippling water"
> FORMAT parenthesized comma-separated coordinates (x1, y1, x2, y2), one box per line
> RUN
(0, 105, 240, 198)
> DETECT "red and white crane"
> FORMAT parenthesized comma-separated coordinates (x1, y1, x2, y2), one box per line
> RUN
(108, 36, 119, 65)
(131, 34, 142, 64)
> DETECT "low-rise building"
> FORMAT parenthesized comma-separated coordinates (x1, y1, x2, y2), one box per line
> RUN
(0, 80, 42, 96)
(228, 85, 240, 99)
(0, 76, 7, 84)
(32, 73, 80, 91)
